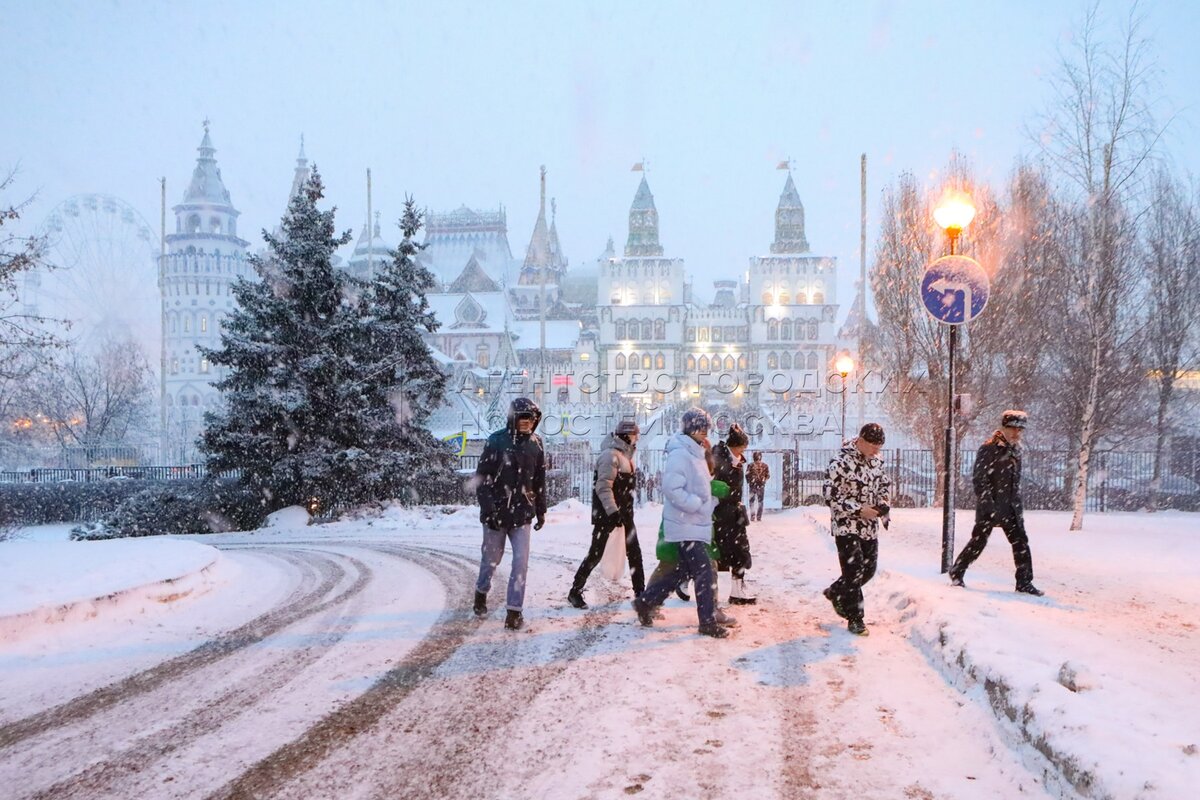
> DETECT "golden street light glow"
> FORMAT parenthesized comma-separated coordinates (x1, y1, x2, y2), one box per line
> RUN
(933, 190, 976, 234)
(835, 354, 855, 376)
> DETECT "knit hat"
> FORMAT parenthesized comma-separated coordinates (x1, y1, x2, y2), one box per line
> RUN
(859, 422, 886, 445)
(1001, 409, 1028, 429)
(681, 407, 712, 435)
(725, 423, 749, 448)
(615, 419, 640, 436)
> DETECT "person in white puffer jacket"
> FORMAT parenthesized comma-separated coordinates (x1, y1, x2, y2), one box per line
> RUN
(633, 407, 728, 638)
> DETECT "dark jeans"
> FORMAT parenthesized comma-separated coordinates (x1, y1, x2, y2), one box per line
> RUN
(950, 515, 1034, 586)
(827, 535, 878, 623)
(572, 524, 646, 595)
(637, 541, 717, 626)
(748, 484, 766, 520)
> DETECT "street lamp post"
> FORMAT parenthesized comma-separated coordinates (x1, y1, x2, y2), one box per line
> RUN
(932, 192, 976, 574)
(835, 354, 854, 441)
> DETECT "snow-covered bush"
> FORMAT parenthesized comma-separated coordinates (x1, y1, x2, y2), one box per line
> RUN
(71, 479, 267, 539)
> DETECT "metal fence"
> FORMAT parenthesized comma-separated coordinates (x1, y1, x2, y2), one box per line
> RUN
(5, 449, 1197, 512)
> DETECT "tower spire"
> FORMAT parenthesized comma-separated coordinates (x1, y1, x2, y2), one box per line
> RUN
(771, 171, 809, 254)
(625, 174, 663, 257)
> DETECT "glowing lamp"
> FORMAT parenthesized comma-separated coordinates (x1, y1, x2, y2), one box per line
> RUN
(933, 190, 976, 235)
(835, 355, 855, 376)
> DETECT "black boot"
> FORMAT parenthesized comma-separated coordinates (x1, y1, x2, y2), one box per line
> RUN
(473, 591, 487, 617)
(504, 609, 524, 630)
(567, 588, 588, 609)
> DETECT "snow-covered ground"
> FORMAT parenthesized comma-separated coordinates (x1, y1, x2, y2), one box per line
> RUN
(1, 503, 1197, 799)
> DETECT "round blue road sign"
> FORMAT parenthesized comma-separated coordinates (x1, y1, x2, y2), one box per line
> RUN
(921, 255, 990, 324)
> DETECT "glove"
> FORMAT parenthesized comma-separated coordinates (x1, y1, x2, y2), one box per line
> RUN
(710, 479, 731, 499)
(534, 514, 545, 531)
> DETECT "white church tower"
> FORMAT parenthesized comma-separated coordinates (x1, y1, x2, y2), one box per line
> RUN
(160, 121, 250, 462)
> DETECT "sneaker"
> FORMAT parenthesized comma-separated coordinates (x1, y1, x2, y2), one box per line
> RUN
(567, 589, 588, 609)
(473, 591, 488, 617)
(714, 607, 739, 627)
(949, 575, 966, 588)
(847, 619, 869, 636)
(698, 623, 730, 638)
(822, 587, 848, 620)
(504, 610, 524, 630)
(632, 599, 655, 627)
(1016, 584, 1045, 597)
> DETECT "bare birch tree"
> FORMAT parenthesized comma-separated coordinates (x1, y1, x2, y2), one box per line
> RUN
(1032, 3, 1163, 529)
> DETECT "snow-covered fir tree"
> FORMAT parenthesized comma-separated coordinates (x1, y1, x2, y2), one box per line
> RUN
(353, 198, 455, 500)
(200, 171, 452, 510)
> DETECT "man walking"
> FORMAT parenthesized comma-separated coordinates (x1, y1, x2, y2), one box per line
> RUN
(746, 451, 770, 522)
(568, 419, 644, 608)
(474, 397, 547, 630)
(949, 410, 1044, 596)
(822, 423, 891, 636)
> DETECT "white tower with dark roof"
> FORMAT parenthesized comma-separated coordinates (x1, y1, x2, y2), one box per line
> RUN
(160, 121, 250, 462)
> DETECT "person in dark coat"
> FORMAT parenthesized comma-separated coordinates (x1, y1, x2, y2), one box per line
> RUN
(713, 424, 756, 605)
(474, 397, 547, 630)
(568, 419, 644, 608)
(822, 423, 892, 636)
(949, 410, 1044, 596)
(746, 451, 770, 522)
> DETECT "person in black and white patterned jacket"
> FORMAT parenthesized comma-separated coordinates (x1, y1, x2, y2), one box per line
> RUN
(821, 423, 892, 636)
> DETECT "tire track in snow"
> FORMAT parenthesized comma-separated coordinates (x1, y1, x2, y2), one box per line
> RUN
(22, 549, 374, 800)
(212, 544, 622, 800)
(0, 548, 340, 750)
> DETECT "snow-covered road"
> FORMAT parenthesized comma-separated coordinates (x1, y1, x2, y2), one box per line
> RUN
(2, 503, 1197, 799)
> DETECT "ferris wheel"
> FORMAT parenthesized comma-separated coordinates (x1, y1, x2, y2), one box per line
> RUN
(26, 194, 161, 362)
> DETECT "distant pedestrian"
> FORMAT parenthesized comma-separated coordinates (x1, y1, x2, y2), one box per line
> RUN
(635, 466, 646, 507)
(949, 410, 1044, 596)
(822, 423, 892, 636)
(568, 420, 644, 608)
(746, 451, 770, 522)
(473, 397, 547, 630)
(713, 424, 756, 605)
(633, 407, 729, 638)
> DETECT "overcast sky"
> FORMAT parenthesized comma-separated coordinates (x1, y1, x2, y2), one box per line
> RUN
(4, 0, 1199, 315)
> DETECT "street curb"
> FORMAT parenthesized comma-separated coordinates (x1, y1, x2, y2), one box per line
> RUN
(895, 591, 1107, 800)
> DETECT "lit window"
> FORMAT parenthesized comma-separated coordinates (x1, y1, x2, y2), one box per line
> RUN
(200, 358, 210, 373)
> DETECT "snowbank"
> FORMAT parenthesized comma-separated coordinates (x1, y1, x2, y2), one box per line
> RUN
(0, 538, 221, 641)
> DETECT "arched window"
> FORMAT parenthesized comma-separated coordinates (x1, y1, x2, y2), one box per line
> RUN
(780, 319, 793, 340)
(615, 320, 627, 339)
(809, 320, 819, 339)
(168, 314, 177, 334)
(643, 318, 653, 339)
(686, 327, 696, 342)
(642, 353, 652, 370)
(209, 217, 221, 234)
(183, 316, 192, 333)
(616, 353, 627, 370)
(658, 283, 672, 303)
(628, 351, 639, 370)
(187, 214, 200, 234)
(644, 287, 656, 304)
(779, 289, 791, 305)
(699, 355, 710, 372)
(476, 344, 490, 368)
(780, 352, 792, 369)
(738, 354, 748, 370)
(655, 352, 666, 370)
(200, 315, 208, 334)
(767, 352, 779, 369)
(812, 291, 825, 304)
(767, 319, 779, 340)
(762, 291, 773, 305)
(699, 327, 710, 342)
(686, 355, 696, 370)
(655, 319, 666, 340)
(796, 351, 805, 367)
(712, 327, 723, 343)
(724, 355, 735, 371)
(807, 352, 819, 369)
(200, 358, 210, 373)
